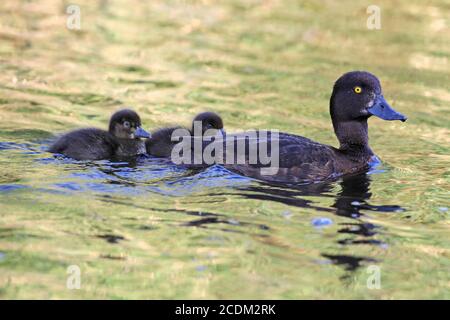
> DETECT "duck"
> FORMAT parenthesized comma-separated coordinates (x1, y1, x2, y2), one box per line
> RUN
(48, 109, 151, 160)
(175, 71, 407, 183)
(146, 111, 224, 157)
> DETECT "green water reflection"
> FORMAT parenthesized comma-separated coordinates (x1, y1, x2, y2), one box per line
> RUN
(0, 0, 449, 299)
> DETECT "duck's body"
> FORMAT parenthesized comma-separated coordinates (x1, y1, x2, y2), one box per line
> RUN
(222, 131, 375, 183)
(146, 112, 224, 158)
(49, 109, 150, 160)
(145, 126, 183, 158)
(177, 71, 407, 183)
(48, 128, 118, 160)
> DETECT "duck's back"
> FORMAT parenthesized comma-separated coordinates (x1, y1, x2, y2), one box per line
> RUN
(179, 130, 368, 183)
(222, 131, 341, 183)
(49, 128, 118, 160)
(146, 126, 184, 157)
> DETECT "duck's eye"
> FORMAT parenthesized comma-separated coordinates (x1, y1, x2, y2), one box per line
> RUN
(123, 121, 131, 128)
(353, 86, 362, 94)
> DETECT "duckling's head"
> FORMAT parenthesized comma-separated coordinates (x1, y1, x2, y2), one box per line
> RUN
(192, 112, 225, 136)
(330, 71, 407, 123)
(108, 109, 151, 140)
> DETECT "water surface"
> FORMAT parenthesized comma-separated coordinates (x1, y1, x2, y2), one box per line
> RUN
(0, 0, 449, 299)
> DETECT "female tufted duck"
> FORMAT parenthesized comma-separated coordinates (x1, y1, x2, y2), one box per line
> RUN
(146, 111, 224, 157)
(208, 71, 407, 183)
(48, 109, 150, 160)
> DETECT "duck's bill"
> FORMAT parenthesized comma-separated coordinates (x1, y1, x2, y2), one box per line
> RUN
(368, 95, 407, 122)
(134, 127, 151, 139)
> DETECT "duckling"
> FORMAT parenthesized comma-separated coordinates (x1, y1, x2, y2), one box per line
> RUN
(146, 111, 224, 158)
(48, 109, 150, 160)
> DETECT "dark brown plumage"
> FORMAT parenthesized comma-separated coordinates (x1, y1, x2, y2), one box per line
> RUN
(48, 109, 150, 160)
(176, 71, 407, 183)
(146, 111, 224, 157)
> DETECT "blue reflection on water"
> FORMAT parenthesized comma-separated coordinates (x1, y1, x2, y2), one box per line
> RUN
(42, 153, 251, 197)
(0, 184, 28, 192)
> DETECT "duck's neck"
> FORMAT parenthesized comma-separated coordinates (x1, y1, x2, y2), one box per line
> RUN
(332, 119, 373, 156)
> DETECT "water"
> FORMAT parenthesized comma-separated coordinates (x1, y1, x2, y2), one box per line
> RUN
(0, 0, 449, 299)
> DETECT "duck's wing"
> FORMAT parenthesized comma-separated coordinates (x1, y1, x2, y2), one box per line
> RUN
(172, 130, 339, 182)
(49, 128, 118, 160)
(223, 133, 338, 183)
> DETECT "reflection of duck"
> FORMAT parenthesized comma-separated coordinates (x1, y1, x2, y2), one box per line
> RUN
(49, 109, 150, 160)
(146, 112, 224, 157)
(332, 173, 402, 248)
(238, 173, 403, 225)
(334, 173, 403, 217)
(234, 172, 404, 272)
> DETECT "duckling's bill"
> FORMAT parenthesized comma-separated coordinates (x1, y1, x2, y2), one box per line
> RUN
(134, 127, 151, 139)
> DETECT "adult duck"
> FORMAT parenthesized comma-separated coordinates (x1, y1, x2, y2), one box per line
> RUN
(178, 71, 407, 183)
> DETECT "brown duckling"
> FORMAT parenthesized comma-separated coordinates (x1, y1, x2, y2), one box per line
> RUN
(49, 109, 150, 160)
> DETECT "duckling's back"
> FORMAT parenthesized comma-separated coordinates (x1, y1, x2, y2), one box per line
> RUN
(49, 128, 118, 160)
(146, 126, 184, 157)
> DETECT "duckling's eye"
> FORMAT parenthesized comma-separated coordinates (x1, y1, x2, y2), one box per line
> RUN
(123, 121, 131, 128)
(353, 86, 362, 94)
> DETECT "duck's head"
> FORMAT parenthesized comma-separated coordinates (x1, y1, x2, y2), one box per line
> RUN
(192, 111, 225, 136)
(329, 71, 407, 151)
(108, 109, 151, 140)
(330, 71, 407, 123)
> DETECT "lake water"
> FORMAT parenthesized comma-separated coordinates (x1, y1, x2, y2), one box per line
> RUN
(0, 0, 449, 299)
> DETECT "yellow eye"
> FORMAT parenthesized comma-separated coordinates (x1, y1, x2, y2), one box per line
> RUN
(354, 86, 362, 94)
